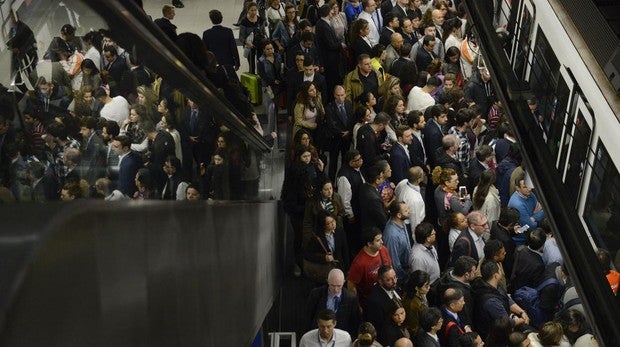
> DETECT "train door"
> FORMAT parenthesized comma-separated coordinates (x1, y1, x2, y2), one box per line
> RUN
(510, 0, 535, 80)
(557, 89, 594, 206)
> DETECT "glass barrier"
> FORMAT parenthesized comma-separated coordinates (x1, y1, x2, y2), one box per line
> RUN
(0, 0, 284, 203)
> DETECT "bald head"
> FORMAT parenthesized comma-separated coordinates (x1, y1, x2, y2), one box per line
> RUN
(391, 33, 404, 49)
(407, 166, 424, 185)
(394, 338, 414, 347)
(327, 269, 345, 296)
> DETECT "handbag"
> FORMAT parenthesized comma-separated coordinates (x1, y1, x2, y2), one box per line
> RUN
(303, 234, 338, 283)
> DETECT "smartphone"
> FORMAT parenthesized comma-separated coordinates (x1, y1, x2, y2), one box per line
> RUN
(459, 186, 467, 197)
(516, 224, 530, 234)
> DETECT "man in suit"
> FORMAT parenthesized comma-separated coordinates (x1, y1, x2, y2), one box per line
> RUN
(203, 9, 240, 81)
(391, 0, 413, 20)
(414, 307, 442, 347)
(154, 5, 177, 42)
(102, 45, 128, 97)
(286, 31, 320, 71)
(379, 12, 400, 47)
(305, 269, 361, 338)
(287, 56, 327, 112)
(390, 125, 413, 185)
(324, 86, 354, 181)
(439, 288, 468, 347)
(450, 211, 488, 266)
(79, 117, 106, 185)
(356, 113, 390, 171)
(112, 135, 143, 197)
(422, 105, 448, 169)
(407, 111, 428, 172)
(315, 5, 344, 101)
(415, 34, 438, 73)
(358, 165, 388, 232)
(143, 120, 176, 191)
(510, 228, 547, 292)
(363, 265, 401, 333)
(467, 145, 494, 194)
(179, 98, 218, 179)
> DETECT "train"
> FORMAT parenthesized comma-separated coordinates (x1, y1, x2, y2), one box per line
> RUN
(464, 0, 620, 344)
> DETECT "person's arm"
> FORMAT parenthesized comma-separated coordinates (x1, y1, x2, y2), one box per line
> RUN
(294, 103, 317, 129)
(509, 302, 530, 326)
(336, 176, 354, 221)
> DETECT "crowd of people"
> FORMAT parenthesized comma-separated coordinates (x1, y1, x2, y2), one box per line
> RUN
(251, 0, 619, 346)
(0, 0, 618, 345)
(0, 3, 279, 202)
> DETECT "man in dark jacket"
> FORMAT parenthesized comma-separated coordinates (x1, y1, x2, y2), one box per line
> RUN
(154, 4, 178, 42)
(203, 9, 240, 81)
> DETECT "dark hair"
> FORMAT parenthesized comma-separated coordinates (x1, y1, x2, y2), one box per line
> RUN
(46, 122, 68, 140)
(458, 332, 481, 347)
(103, 45, 117, 57)
(209, 9, 223, 24)
(484, 239, 504, 260)
(370, 44, 386, 59)
(81, 58, 100, 74)
(362, 164, 383, 183)
(61, 24, 75, 35)
(165, 155, 182, 170)
(357, 321, 378, 345)
(362, 227, 382, 245)
(80, 116, 98, 130)
(388, 200, 405, 218)
(115, 135, 132, 149)
(486, 316, 514, 347)
(404, 270, 430, 298)
(406, 111, 423, 128)
(318, 4, 331, 17)
(596, 248, 612, 272)
(507, 332, 528, 347)
(527, 228, 546, 250)
(104, 120, 120, 138)
(399, 42, 412, 56)
(452, 256, 477, 277)
(377, 265, 394, 280)
(317, 309, 336, 322)
(498, 207, 520, 228)
(419, 307, 442, 332)
(480, 260, 500, 281)
(473, 169, 496, 210)
(414, 222, 435, 244)
(344, 149, 361, 164)
(316, 209, 334, 234)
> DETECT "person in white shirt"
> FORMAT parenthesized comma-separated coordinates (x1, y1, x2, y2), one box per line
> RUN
(395, 166, 426, 238)
(357, 0, 381, 46)
(299, 309, 352, 347)
(95, 86, 130, 125)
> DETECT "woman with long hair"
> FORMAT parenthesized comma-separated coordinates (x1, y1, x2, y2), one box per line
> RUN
(379, 300, 411, 346)
(382, 95, 406, 143)
(293, 81, 325, 140)
(473, 169, 501, 225)
(239, 2, 267, 74)
(443, 46, 464, 87)
(328, 0, 348, 45)
(120, 104, 148, 152)
(80, 58, 101, 90)
(282, 145, 326, 276)
(160, 110, 183, 163)
(288, 128, 322, 166)
(303, 209, 349, 283)
(136, 85, 159, 123)
(257, 41, 284, 134)
(350, 18, 373, 58)
(352, 107, 372, 149)
(377, 75, 402, 111)
(303, 178, 346, 245)
(375, 160, 396, 208)
(443, 17, 463, 50)
(271, 2, 298, 52)
(355, 91, 377, 122)
(432, 166, 472, 226)
(403, 270, 431, 336)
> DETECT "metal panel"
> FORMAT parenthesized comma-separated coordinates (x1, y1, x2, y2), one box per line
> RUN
(0, 201, 280, 347)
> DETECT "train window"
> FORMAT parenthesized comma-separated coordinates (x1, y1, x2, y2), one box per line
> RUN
(497, 0, 520, 57)
(528, 28, 561, 139)
(564, 110, 592, 204)
(584, 142, 620, 257)
(547, 74, 570, 160)
(512, 2, 533, 79)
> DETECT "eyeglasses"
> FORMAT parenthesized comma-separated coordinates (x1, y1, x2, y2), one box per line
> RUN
(474, 221, 489, 227)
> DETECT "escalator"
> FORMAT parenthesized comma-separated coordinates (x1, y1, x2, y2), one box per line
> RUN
(0, 0, 286, 346)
